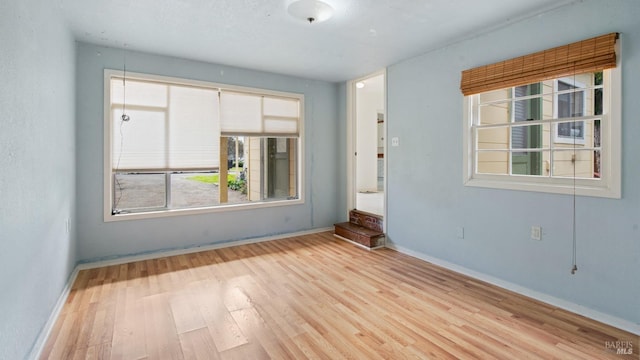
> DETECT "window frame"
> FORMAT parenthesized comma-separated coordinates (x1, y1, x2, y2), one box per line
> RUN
(462, 65, 621, 199)
(103, 69, 305, 222)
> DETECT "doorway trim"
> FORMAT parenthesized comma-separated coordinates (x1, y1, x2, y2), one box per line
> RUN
(346, 69, 387, 226)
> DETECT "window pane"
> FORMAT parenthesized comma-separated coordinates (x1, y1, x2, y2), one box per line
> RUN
(477, 127, 508, 150)
(514, 83, 541, 98)
(267, 138, 295, 199)
(512, 124, 540, 150)
(224, 168, 250, 205)
(552, 150, 601, 179)
(512, 151, 546, 176)
(594, 71, 603, 86)
(224, 136, 249, 205)
(557, 80, 585, 118)
(593, 149, 601, 178)
(513, 98, 542, 121)
(479, 88, 510, 103)
(513, 84, 542, 122)
(170, 171, 250, 208)
(476, 151, 508, 175)
(593, 88, 603, 116)
(244, 137, 298, 201)
(554, 118, 599, 146)
(556, 121, 584, 138)
(113, 173, 166, 211)
(558, 90, 584, 117)
(511, 84, 543, 176)
(584, 118, 600, 148)
(226, 136, 245, 170)
(594, 72, 603, 116)
(170, 172, 219, 209)
(479, 102, 509, 125)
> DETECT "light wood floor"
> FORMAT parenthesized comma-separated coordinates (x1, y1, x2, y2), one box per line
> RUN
(42, 232, 638, 359)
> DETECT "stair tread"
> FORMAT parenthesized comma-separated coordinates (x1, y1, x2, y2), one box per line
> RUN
(334, 222, 384, 236)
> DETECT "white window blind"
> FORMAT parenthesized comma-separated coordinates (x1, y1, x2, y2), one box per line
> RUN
(220, 91, 300, 136)
(168, 85, 219, 169)
(219, 92, 262, 135)
(110, 77, 300, 171)
(111, 79, 220, 171)
(110, 79, 167, 107)
(112, 108, 166, 170)
(263, 96, 299, 135)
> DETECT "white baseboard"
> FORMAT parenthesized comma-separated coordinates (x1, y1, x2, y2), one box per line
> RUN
(29, 267, 80, 360)
(385, 242, 640, 336)
(30, 227, 332, 359)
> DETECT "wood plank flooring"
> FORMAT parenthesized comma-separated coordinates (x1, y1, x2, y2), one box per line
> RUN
(41, 232, 638, 359)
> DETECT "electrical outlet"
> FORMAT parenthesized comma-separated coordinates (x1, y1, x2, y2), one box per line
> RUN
(391, 137, 399, 147)
(456, 227, 464, 239)
(66, 218, 70, 234)
(531, 226, 541, 241)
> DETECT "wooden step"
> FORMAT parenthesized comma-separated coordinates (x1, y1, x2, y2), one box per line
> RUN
(334, 222, 385, 249)
(349, 209, 383, 232)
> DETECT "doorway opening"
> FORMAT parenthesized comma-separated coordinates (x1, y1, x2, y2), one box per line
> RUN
(349, 71, 386, 218)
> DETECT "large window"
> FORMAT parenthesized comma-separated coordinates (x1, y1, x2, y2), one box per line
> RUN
(104, 70, 303, 220)
(461, 33, 620, 198)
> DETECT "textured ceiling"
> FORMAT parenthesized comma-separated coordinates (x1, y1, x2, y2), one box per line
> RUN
(60, 0, 576, 82)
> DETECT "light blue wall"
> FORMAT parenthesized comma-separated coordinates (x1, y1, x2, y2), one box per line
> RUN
(0, 0, 77, 359)
(386, 0, 640, 326)
(75, 43, 342, 261)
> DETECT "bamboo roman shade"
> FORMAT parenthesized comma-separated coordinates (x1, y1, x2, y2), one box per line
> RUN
(460, 32, 618, 96)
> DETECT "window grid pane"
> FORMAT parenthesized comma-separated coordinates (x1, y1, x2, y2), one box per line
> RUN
(473, 71, 604, 180)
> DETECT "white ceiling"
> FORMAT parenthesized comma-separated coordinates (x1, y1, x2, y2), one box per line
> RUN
(60, 0, 575, 82)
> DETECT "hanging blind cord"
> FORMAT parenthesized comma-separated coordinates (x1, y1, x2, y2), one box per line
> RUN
(571, 61, 578, 275)
(112, 49, 128, 214)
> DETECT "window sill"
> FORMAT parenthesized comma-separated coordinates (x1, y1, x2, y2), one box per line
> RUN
(464, 176, 620, 199)
(104, 198, 305, 222)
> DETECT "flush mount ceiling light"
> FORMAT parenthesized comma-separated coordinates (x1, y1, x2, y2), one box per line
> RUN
(287, 0, 334, 24)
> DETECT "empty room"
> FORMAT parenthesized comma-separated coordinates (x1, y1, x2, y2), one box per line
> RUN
(1, 0, 639, 359)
